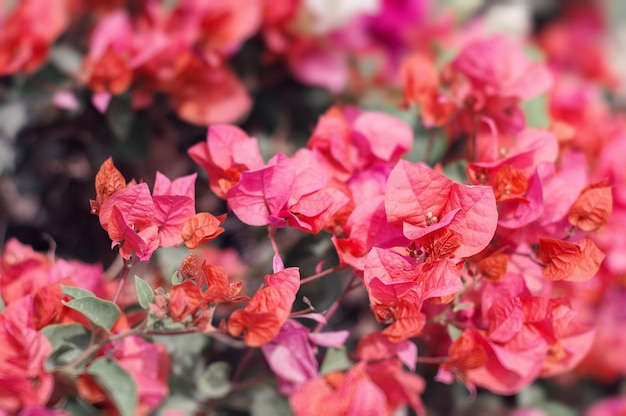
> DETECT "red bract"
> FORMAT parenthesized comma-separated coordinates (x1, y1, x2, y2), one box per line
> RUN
(308, 107, 413, 179)
(227, 153, 295, 227)
(227, 150, 349, 233)
(261, 320, 320, 395)
(108, 206, 151, 260)
(168, 64, 252, 126)
(181, 213, 226, 250)
(92, 157, 126, 213)
(567, 181, 613, 232)
(227, 268, 300, 346)
(0, 0, 68, 75)
(452, 35, 553, 101)
(537, 238, 605, 282)
(188, 124, 264, 198)
(93, 158, 224, 260)
(385, 160, 498, 258)
(290, 362, 388, 416)
(0, 238, 53, 304)
(356, 333, 426, 415)
(152, 172, 197, 247)
(0, 296, 54, 413)
(82, 10, 134, 94)
(400, 53, 439, 108)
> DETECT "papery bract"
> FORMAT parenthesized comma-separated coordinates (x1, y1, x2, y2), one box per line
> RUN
(227, 153, 295, 227)
(385, 160, 498, 257)
(567, 181, 613, 232)
(538, 238, 605, 282)
(452, 35, 553, 101)
(0, 296, 53, 413)
(261, 320, 319, 395)
(188, 124, 264, 198)
(181, 213, 226, 249)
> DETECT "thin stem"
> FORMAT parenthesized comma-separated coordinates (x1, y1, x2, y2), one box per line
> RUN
(146, 328, 247, 349)
(232, 348, 254, 383)
(112, 256, 138, 304)
(267, 226, 284, 272)
(300, 266, 343, 285)
(313, 275, 360, 333)
(416, 356, 448, 365)
(63, 321, 146, 371)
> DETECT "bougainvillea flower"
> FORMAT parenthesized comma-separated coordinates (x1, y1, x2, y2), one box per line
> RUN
(537, 237, 605, 282)
(0, 238, 53, 305)
(167, 64, 252, 126)
(307, 107, 413, 180)
(385, 160, 497, 257)
(290, 362, 388, 416)
(452, 35, 553, 101)
(227, 153, 295, 227)
(188, 124, 264, 198)
(446, 328, 548, 395)
(567, 180, 613, 232)
(585, 396, 626, 416)
(0, 296, 54, 413)
(151, 172, 197, 247)
(227, 268, 300, 346)
(227, 150, 349, 233)
(0, 0, 68, 75)
(468, 129, 561, 228)
(261, 320, 319, 394)
(356, 333, 426, 415)
(400, 53, 439, 108)
(287, 40, 349, 93)
(82, 10, 134, 94)
(181, 213, 226, 250)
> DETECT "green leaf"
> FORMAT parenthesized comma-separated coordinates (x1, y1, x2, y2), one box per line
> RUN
(443, 160, 468, 184)
(320, 346, 352, 375)
(197, 361, 232, 400)
(171, 271, 180, 286)
(61, 396, 101, 416)
(88, 357, 138, 416)
(63, 297, 121, 332)
(251, 386, 292, 416)
(50, 45, 84, 76)
(41, 323, 93, 350)
(522, 93, 550, 129)
(45, 342, 83, 371)
(135, 275, 155, 309)
(447, 324, 463, 342)
(543, 401, 577, 416)
(517, 384, 546, 408)
(62, 285, 95, 299)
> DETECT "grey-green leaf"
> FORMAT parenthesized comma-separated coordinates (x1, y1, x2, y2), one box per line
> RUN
(88, 357, 138, 416)
(135, 275, 155, 309)
(41, 323, 93, 350)
(45, 342, 83, 371)
(63, 297, 121, 332)
(62, 285, 95, 299)
(197, 361, 232, 400)
(320, 346, 352, 375)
